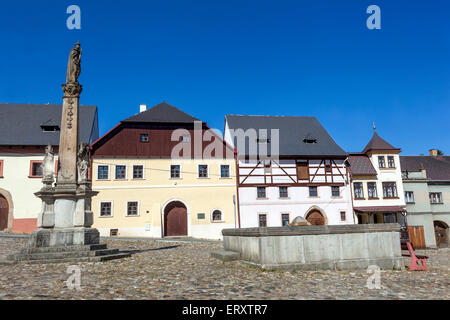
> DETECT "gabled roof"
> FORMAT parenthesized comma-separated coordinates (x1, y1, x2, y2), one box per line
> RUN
(225, 115, 347, 157)
(400, 156, 450, 181)
(0, 103, 98, 146)
(122, 102, 201, 124)
(347, 153, 377, 176)
(362, 131, 400, 153)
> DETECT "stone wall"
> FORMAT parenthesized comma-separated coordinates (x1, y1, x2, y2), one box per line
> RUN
(222, 224, 404, 270)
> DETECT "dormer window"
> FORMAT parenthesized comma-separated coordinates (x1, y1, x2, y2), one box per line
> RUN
(303, 138, 317, 144)
(40, 125, 60, 132)
(40, 119, 60, 132)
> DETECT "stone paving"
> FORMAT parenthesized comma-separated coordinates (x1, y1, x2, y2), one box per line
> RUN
(0, 237, 448, 300)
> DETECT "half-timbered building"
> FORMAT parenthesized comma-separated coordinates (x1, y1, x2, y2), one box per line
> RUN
(224, 115, 354, 227)
(90, 102, 237, 240)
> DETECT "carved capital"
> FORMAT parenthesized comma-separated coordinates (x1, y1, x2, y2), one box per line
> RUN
(62, 82, 83, 97)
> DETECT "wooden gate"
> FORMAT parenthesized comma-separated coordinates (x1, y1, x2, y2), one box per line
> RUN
(408, 226, 426, 249)
(0, 195, 9, 231)
(164, 201, 187, 237)
(306, 210, 325, 226)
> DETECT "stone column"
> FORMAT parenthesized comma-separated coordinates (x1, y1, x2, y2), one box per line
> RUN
(56, 82, 82, 189)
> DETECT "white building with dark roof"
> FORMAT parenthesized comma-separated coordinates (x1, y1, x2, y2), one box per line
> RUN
(224, 114, 354, 228)
(347, 128, 407, 240)
(0, 103, 98, 233)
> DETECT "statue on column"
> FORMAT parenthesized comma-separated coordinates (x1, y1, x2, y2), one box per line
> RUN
(66, 42, 82, 84)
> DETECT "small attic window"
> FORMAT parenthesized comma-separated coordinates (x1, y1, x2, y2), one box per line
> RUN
(257, 138, 270, 143)
(303, 138, 317, 144)
(41, 125, 60, 132)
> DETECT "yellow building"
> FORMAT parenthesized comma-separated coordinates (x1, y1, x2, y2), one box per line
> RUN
(91, 102, 237, 240)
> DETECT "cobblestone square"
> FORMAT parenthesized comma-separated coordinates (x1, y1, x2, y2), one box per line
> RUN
(0, 237, 448, 300)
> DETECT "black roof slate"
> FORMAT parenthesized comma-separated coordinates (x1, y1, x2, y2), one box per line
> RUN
(0, 103, 98, 146)
(400, 156, 450, 181)
(225, 115, 347, 157)
(123, 102, 201, 124)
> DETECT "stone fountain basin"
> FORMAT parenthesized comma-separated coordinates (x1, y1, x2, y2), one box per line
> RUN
(218, 223, 404, 270)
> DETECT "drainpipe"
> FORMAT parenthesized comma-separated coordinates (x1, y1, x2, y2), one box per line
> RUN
(234, 148, 241, 228)
(346, 157, 357, 225)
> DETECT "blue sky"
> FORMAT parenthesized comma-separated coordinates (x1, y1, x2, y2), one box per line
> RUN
(1, 0, 449, 155)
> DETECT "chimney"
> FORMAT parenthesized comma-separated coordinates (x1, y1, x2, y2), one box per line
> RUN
(140, 104, 147, 113)
(429, 149, 439, 156)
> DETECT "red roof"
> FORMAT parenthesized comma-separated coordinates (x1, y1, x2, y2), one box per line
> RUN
(347, 154, 377, 176)
(362, 132, 400, 153)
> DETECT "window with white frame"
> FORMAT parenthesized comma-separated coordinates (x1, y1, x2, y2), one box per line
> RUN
(429, 192, 443, 204)
(220, 165, 230, 178)
(170, 165, 180, 178)
(100, 202, 112, 217)
(115, 165, 126, 179)
(98, 165, 109, 180)
(133, 165, 144, 179)
(127, 201, 139, 216)
(387, 156, 395, 168)
(405, 191, 414, 203)
(367, 182, 378, 198)
(198, 165, 208, 178)
(281, 213, 290, 226)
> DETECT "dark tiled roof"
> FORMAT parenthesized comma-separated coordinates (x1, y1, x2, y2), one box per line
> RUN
(362, 132, 400, 153)
(347, 154, 377, 176)
(225, 115, 347, 157)
(0, 103, 98, 146)
(400, 156, 450, 181)
(123, 102, 201, 124)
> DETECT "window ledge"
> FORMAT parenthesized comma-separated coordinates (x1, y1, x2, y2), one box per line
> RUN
(355, 197, 365, 200)
(368, 197, 379, 200)
(256, 197, 268, 200)
(430, 202, 444, 205)
(126, 215, 140, 217)
(331, 196, 342, 199)
(28, 176, 43, 179)
(211, 220, 225, 223)
(99, 215, 113, 218)
(278, 197, 290, 200)
(220, 177, 232, 179)
(383, 197, 400, 199)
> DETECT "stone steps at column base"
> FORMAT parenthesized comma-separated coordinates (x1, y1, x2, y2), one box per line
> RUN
(0, 252, 131, 265)
(20, 244, 108, 254)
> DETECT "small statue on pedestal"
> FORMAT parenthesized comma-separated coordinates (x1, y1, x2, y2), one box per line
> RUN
(77, 142, 90, 183)
(41, 144, 54, 188)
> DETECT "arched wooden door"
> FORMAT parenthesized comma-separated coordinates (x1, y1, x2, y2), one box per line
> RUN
(164, 201, 187, 237)
(0, 195, 9, 231)
(306, 210, 325, 226)
(434, 221, 449, 248)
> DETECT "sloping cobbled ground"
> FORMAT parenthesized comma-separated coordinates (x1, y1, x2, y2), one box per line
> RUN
(0, 237, 448, 300)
